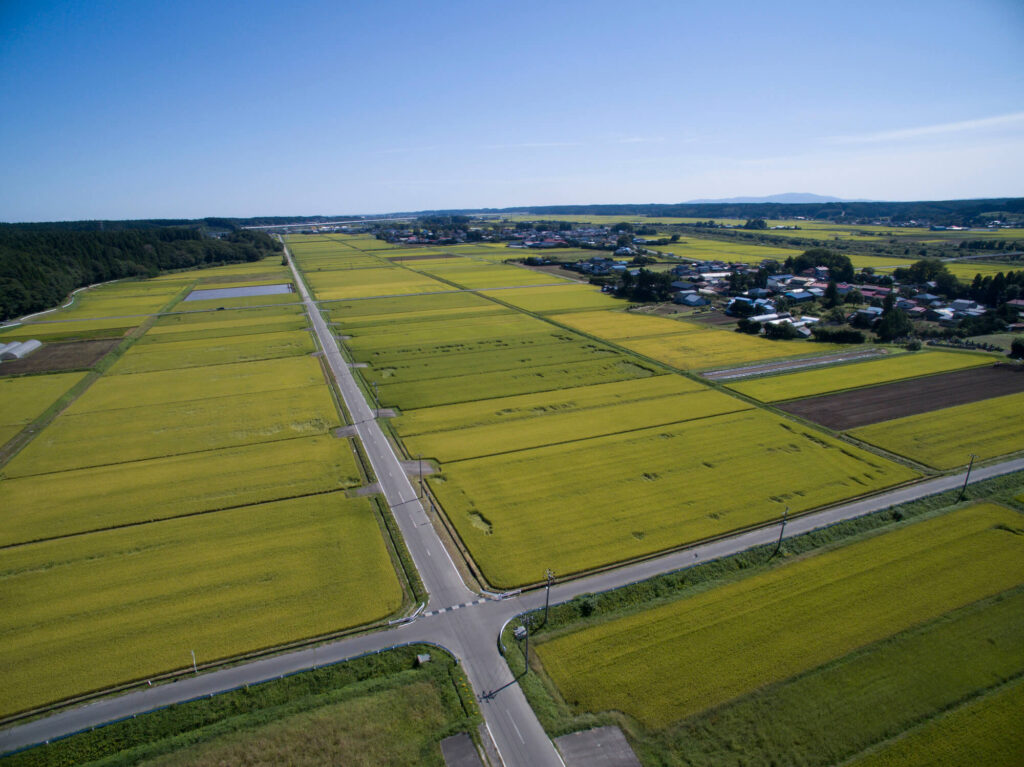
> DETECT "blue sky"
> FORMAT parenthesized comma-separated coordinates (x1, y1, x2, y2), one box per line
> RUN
(1, 0, 1022, 221)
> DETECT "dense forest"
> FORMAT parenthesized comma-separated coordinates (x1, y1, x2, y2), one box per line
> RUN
(0, 227, 281, 321)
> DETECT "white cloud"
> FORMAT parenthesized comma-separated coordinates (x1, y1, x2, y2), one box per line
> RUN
(825, 111, 1024, 145)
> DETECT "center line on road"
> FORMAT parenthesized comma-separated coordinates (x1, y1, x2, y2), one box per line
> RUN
(509, 715, 524, 743)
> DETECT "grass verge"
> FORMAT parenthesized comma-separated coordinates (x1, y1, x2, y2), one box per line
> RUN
(3, 645, 480, 767)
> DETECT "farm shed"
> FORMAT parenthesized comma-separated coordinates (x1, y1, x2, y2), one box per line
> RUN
(1, 340, 42, 360)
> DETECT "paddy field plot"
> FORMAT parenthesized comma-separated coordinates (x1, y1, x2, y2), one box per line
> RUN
(0, 435, 363, 546)
(0, 317, 136, 342)
(153, 303, 305, 326)
(429, 408, 917, 586)
(535, 503, 1024, 727)
(850, 391, 1024, 469)
(491, 284, 619, 313)
(65, 356, 327, 413)
(652, 238, 799, 262)
(0, 493, 403, 717)
(173, 292, 300, 311)
(294, 251, 389, 271)
(288, 243, 389, 271)
(361, 338, 623, 387)
(849, 676, 1024, 767)
(412, 261, 566, 289)
(392, 375, 703, 436)
(328, 290, 497, 324)
(194, 271, 290, 286)
(552, 309, 843, 369)
(404, 386, 749, 462)
(307, 267, 452, 300)
(344, 313, 567, 360)
(151, 257, 290, 279)
(623, 328, 841, 370)
(846, 254, 921, 271)
(337, 302, 505, 331)
(728, 351, 992, 402)
(941, 260, 1021, 280)
(379, 356, 656, 410)
(551, 310, 709, 341)
(141, 312, 308, 343)
(0, 372, 87, 427)
(325, 235, 402, 251)
(3, 383, 340, 477)
(35, 281, 187, 320)
(106, 329, 315, 374)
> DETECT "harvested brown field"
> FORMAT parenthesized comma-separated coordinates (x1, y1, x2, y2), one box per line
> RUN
(0, 339, 120, 376)
(779, 364, 1024, 430)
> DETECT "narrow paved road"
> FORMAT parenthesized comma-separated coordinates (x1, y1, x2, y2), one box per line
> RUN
(284, 244, 562, 766)
(3, 245, 1022, 761)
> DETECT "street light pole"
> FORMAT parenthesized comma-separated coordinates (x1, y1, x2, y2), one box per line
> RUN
(190, 649, 197, 674)
(418, 453, 423, 499)
(958, 454, 978, 502)
(372, 381, 379, 419)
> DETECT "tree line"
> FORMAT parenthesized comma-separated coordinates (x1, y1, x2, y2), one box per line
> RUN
(0, 227, 281, 321)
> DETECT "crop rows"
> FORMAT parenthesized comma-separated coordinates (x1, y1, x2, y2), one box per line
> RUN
(850, 391, 1024, 469)
(535, 503, 1024, 727)
(849, 676, 1024, 767)
(0, 493, 402, 717)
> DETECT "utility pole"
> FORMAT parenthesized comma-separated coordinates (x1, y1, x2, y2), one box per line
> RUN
(770, 506, 789, 560)
(418, 453, 423, 499)
(522, 614, 531, 674)
(372, 381, 379, 418)
(958, 454, 978, 502)
(544, 569, 555, 625)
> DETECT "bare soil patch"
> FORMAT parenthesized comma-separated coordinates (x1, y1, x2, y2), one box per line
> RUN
(780, 363, 1024, 430)
(0, 339, 120, 376)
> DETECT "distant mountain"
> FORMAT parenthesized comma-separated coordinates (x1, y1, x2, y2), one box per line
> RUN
(684, 193, 872, 204)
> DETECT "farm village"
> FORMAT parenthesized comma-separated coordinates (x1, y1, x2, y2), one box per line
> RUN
(2, 209, 1024, 766)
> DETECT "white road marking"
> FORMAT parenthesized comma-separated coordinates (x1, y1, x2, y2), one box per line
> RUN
(509, 714, 524, 743)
